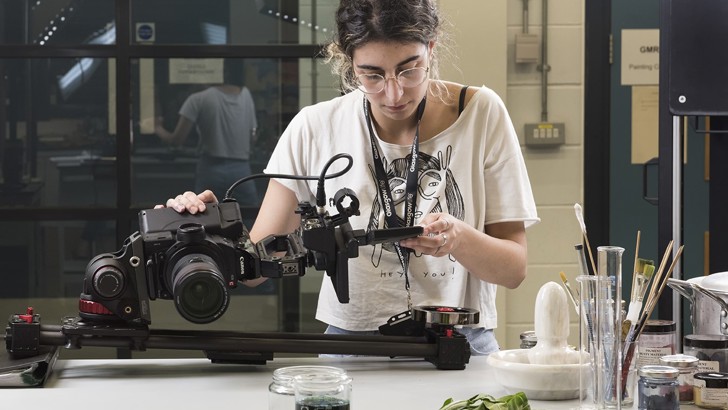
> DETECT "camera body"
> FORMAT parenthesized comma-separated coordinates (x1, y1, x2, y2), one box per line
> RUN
(80, 201, 308, 325)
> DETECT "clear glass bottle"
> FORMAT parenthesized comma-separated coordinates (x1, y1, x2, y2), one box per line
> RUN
(660, 353, 699, 404)
(268, 366, 347, 410)
(293, 371, 352, 410)
(638, 365, 680, 410)
(684, 334, 728, 373)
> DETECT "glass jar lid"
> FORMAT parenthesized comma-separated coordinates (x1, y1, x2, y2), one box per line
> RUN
(694, 372, 728, 388)
(642, 320, 676, 333)
(639, 365, 679, 379)
(684, 334, 728, 349)
(659, 354, 699, 368)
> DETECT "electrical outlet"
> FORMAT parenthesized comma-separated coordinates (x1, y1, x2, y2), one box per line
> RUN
(524, 122, 566, 147)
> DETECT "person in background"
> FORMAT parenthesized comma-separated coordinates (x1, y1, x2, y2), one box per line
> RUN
(155, 58, 259, 206)
(159, 0, 539, 355)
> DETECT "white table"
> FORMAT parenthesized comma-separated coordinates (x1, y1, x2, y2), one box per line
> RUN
(1, 355, 703, 409)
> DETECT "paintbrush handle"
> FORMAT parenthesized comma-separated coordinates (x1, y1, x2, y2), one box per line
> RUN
(583, 234, 598, 275)
(619, 340, 638, 399)
(575, 244, 591, 276)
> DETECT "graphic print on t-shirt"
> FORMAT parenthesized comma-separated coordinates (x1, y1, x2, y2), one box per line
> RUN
(367, 146, 463, 268)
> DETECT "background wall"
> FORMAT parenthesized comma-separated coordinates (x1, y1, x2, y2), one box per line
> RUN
(441, 0, 585, 349)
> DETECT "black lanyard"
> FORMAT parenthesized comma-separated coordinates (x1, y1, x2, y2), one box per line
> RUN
(363, 96, 426, 296)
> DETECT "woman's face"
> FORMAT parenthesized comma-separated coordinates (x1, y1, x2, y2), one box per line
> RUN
(352, 41, 432, 123)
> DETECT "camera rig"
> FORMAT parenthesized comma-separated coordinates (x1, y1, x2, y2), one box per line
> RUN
(5, 154, 478, 370)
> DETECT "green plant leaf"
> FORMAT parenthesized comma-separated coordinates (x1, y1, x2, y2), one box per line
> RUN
(437, 392, 530, 410)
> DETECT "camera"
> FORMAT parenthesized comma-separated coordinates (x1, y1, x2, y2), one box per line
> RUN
(80, 201, 266, 324)
(79, 192, 423, 326)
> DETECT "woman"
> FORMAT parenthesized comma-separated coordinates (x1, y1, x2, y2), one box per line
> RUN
(162, 0, 539, 355)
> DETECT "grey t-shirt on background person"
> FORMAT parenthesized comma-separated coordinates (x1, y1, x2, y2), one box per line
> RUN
(179, 86, 257, 160)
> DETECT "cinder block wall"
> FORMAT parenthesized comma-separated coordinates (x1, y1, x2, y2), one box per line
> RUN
(442, 0, 585, 349)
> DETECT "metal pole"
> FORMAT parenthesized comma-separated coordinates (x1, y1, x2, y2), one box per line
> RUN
(540, 0, 549, 122)
(672, 115, 682, 341)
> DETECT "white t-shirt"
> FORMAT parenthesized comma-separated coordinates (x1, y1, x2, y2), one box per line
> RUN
(265, 86, 539, 331)
(179, 87, 257, 159)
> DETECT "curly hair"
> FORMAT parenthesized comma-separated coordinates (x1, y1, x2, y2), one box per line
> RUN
(324, 0, 451, 100)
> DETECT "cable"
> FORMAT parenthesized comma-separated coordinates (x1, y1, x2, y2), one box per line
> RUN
(223, 153, 353, 204)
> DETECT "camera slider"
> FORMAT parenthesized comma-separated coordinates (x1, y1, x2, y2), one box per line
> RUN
(5, 307, 474, 371)
(4, 156, 480, 377)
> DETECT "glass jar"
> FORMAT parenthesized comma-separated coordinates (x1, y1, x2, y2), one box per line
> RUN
(637, 365, 680, 410)
(684, 334, 728, 373)
(636, 320, 676, 368)
(693, 372, 728, 409)
(293, 372, 352, 410)
(659, 353, 699, 404)
(519, 330, 537, 349)
(268, 366, 347, 410)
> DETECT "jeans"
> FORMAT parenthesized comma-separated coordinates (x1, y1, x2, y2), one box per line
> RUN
(322, 325, 500, 357)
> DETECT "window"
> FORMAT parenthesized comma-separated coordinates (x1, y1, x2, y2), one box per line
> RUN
(0, 0, 336, 355)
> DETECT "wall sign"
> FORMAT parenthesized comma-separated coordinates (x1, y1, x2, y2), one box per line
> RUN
(169, 59, 223, 84)
(621, 29, 659, 85)
(135, 22, 155, 43)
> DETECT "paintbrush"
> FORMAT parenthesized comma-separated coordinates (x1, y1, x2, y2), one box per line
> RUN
(574, 203, 597, 276)
(559, 271, 580, 314)
(625, 259, 655, 323)
(619, 243, 683, 399)
(575, 244, 593, 276)
(623, 240, 675, 345)
(636, 244, 684, 338)
(630, 230, 641, 297)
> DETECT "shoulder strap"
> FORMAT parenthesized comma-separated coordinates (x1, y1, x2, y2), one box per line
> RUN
(458, 86, 470, 117)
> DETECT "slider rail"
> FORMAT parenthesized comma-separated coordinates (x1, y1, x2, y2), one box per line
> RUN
(10, 317, 471, 370)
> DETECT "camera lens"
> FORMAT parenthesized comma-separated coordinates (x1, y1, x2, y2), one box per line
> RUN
(170, 254, 229, 324)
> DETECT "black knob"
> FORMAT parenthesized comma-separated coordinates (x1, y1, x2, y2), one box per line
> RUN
(93, 266, 124, 299)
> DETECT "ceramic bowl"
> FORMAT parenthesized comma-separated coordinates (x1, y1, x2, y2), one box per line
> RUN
(487, 348, 590, 400)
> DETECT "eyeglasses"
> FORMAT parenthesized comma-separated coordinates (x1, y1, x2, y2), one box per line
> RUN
(356, 66, 429, 94)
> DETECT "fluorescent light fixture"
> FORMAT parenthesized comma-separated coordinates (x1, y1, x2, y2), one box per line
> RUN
(201, 22, 227, 44)
(57, 23, 115, 100)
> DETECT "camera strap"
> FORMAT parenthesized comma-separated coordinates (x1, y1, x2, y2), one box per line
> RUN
(363, 96, 426, 310)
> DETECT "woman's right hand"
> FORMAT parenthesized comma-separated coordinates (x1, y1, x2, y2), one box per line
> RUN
(155, 190, 218, 214)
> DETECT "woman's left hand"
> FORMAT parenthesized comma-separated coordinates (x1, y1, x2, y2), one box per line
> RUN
(398, 213, 455, 257)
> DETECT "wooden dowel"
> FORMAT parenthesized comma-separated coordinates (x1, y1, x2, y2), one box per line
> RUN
(630, 240, 674, 341)
(636, 244, 684, 339)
